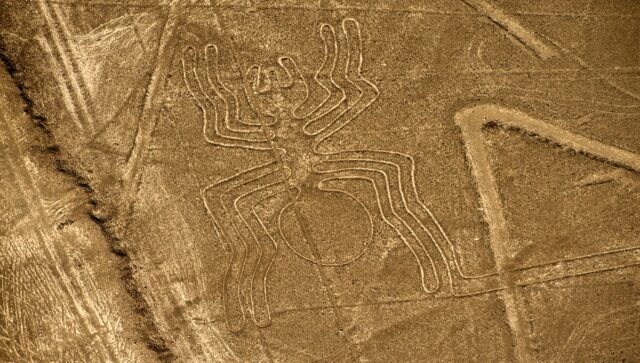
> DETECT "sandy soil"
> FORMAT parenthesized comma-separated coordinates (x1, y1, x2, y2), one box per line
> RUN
(1, 1, 639, 362)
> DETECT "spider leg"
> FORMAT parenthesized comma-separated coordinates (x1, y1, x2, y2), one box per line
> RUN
(300, 23, 350, 135)
(311, 19, 380, 152)
(203, 44, 267, 133)
(222, 168, 289, 328)
(182, 46, 271, 150)
(233, 182, 289, 327)
(318, 151, 523, 295)
(292, 23, 345, 122)
(201, 161, 280, 332)
(321, 151, 461, 270)
(313, 162, 441, 293)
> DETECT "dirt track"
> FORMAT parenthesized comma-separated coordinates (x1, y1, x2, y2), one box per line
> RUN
(1, 1, 639, 361)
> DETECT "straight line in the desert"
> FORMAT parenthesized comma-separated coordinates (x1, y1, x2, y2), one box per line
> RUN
(120, 0, 183, 221)
(462, 0, 559, 60)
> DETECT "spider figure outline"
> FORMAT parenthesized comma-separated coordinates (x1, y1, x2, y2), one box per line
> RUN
(181, 18, 640, 333)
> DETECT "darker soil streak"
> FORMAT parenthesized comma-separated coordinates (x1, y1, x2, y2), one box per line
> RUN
(0, 41, 175, 363)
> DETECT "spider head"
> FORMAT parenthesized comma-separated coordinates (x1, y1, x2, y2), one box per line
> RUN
(244, 57, 307, 119)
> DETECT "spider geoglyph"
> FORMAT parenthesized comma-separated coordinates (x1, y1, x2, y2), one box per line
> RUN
(181, 17, 640, 333)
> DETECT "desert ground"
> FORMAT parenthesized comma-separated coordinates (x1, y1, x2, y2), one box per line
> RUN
(1, 0, 639, 362)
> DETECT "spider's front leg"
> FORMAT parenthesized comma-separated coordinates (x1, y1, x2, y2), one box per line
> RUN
(291, 23, 346, 124)
(314, 150, 457, 294)
(291, 18, 379, 142)
(201, 43, 272, 132)
(202, 161, 281, 332)
(181, 45, 272, 150)
(309, 18, 380, 150)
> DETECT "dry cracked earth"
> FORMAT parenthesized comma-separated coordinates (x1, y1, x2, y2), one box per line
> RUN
(1, 0, 640, 362)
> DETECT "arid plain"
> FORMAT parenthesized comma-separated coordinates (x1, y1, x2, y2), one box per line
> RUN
(1, 0, 639, 362)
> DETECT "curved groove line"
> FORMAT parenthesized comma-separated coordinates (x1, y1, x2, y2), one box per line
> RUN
(181, 46, 271, 150)
(203, 44, 266, 134)
(276, 180, 375, 267)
